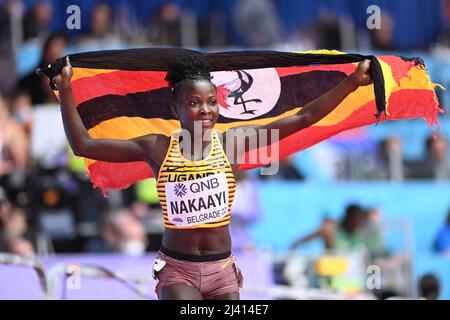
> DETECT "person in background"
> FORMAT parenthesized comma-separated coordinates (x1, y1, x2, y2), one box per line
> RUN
(9, 89, 33, 137)
(434, 208, 450, 255)
(436, 0, 450, 47)
(370, 13, 395, 51)
(362, 207, 388, 259)
(0, 0, 24, 95)
(426, 136, 450, 180)
(407, 136, 450, 180)
(315, 11, 342, 50)
(1, 205, 28, 238)
(0, 93, 28, 178)
(18, 33, 67, 105)
(146, 2, 182, 47)
(233, 0, 281, 47)
(22, 0, 52, 41)
(290, 204, 368, 253)
(100, 208, 148, 256)
(259, 156, 305, 181)
(0, 187, 36, 258)
(375, 137, 404, 181)
(418, 273, 440, 300)
(78, 2, 123, 48)
(0, 187, 11, 229)
(3, 236, 36, 257)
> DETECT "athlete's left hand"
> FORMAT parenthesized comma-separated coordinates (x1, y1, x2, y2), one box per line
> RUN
(350, 60, 372, 86)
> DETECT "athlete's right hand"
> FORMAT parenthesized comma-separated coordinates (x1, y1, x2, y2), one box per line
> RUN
(54, 56, 73, 89)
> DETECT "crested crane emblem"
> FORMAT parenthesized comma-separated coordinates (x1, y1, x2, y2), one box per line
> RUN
(212, 68, 281, 120)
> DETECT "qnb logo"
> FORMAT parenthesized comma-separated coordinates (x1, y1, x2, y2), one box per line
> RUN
(66, 264, 81, 290)
(173, 183, 187, 197)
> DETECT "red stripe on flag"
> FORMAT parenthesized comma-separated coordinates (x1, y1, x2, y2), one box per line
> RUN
(88, 161, 153, 194)
(71, 70, 168, 105)
(238, 89, 439, 171)
(378, 56, 415, 84)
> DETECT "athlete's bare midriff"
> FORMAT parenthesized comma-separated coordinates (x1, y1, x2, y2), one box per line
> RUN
(162, 226, 232, 255)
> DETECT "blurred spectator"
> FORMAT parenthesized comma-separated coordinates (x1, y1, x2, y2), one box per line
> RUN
(370, 13, 395, 51)
(233, 0, 281, 47)
(320, 205, 394, 260)
(2, 205, 28, 238)
(94, 208, 148, 256)
(260, 157, 305, 181)
(434, 208, 450, 255)
(407, 136, 450, 180)
(3, 236, 36, 257)
(146, 2, 182, 46)
(17, 33, 67, 105)
(436, 0, 450, 47)
(78, 2, 123, 47)
(290, 204, 410, 296)
(331, 204, 368, 252)
(0, 186, 11, 229)
(284, 25, 317, 51)
(10, 89, 33, 137)
(129, 200, 163, 251)
(0, 187, 36, 257)
(373, 137, 405, 181)
(22, 0, 52, 41)
(197, 3, 228, 48)
(418, 273, 440, 300)
(0, 0, 24, 94)
(110, 2, 139, 43)
(0, 93, 28, 177)
(291, 204, 368, 253)
(363, 207, 388, 259)
(315, 11, 342, 50)
(426, 136, 450, 180)
(290, 216, 336, 251)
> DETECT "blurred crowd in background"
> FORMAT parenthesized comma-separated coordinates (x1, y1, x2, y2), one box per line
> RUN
(0, 0, 450, 299)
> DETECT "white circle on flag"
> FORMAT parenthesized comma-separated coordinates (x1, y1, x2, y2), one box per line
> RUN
(211, 68, 281, 120)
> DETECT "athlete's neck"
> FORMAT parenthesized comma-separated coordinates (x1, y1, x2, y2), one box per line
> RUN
(179, 127, 213, 161)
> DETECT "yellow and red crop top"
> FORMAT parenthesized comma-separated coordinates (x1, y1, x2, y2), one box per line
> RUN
(156, 130, 236, 229)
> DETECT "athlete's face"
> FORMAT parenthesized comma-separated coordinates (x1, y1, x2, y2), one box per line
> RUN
(174, 80, 219, 133)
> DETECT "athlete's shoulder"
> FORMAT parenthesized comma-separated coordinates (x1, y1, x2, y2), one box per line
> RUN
(154, 134, 171, 152)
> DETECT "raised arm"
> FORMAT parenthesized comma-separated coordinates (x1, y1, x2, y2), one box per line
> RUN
(290, 218, 336, 251)
(55, 56, 162, 163)
(225, 60, 372, 161)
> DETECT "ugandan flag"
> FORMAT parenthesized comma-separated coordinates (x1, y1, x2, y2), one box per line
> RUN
(40, 48, 443, 194)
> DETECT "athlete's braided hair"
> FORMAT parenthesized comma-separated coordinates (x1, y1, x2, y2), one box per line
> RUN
(165, 55, 213, 99)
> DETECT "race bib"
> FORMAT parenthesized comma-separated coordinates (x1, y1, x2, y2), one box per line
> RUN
(165, 172, 229, 227)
